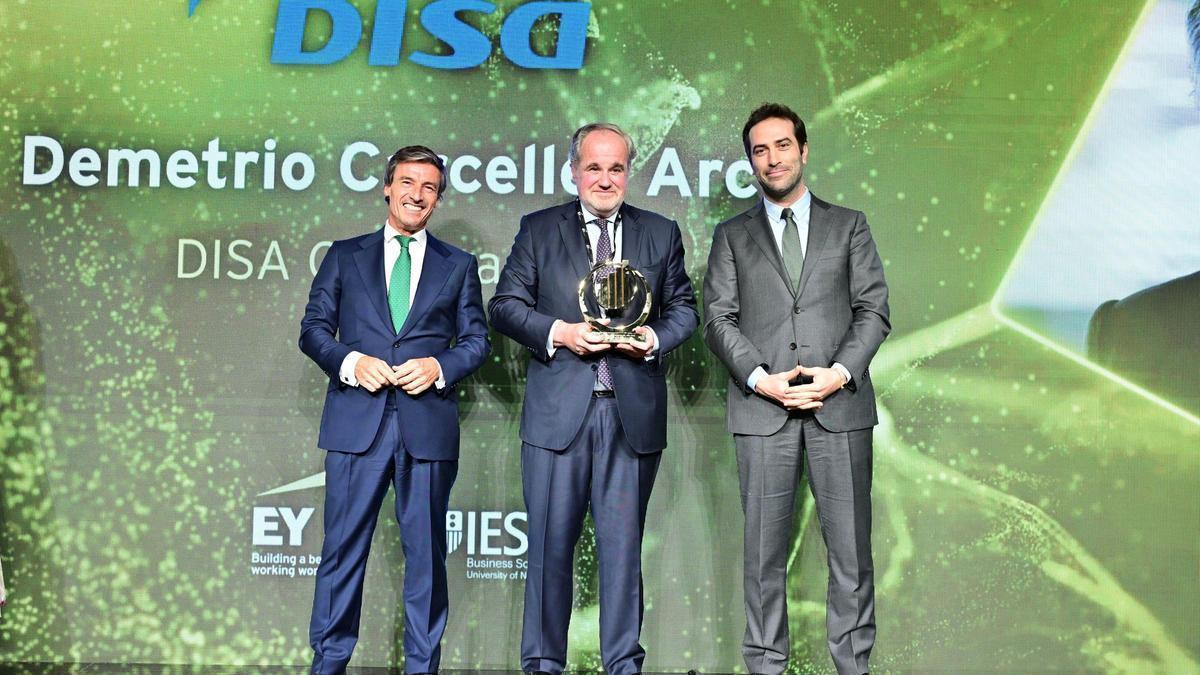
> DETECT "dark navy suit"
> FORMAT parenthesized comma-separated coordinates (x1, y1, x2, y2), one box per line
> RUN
(300, 227, 489, 674)
(489, 201, 697, 674)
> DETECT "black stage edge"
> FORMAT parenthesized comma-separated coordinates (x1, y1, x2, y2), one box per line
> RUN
(0, 662, 700, 667)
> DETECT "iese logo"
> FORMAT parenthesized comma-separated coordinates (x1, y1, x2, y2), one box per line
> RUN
(189, 0, 592, 70)
(447, 510, 528, 556)
(251, 506, 528, 556)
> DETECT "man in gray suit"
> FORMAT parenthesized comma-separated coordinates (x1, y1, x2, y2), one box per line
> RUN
(703, 103, 890, 675)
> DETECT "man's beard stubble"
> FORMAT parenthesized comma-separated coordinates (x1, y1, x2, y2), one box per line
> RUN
(759, 169, 805, 203)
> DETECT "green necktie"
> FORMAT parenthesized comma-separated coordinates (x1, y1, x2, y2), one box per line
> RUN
(388, 235, 413, 332)
(780, 207, 804, 291)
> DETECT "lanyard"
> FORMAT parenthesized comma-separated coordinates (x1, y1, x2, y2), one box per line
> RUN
(576, 203, 622, 266)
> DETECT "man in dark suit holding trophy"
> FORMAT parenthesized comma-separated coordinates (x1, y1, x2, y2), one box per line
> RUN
(489, 122, 698, 675)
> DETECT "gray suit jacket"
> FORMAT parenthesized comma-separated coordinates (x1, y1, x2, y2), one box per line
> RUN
(703, 194, 890, 436)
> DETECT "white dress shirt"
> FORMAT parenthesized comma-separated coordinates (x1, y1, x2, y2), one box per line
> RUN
(339, 225, 444, 389)
(762, 188, 811, 259)
(746, 190, 851, 392)
(384, 225, 428, 301)
(580, 201, 623, 263)
(546, 202, 659, 358)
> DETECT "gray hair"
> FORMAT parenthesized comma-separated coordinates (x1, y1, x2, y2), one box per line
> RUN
(567, 122, 638, 168)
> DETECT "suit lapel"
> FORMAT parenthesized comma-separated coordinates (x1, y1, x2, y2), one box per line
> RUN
(795, 195, 833, 299)
(742, 202, 794, 298)
(397, 233, 454, 339)
(557, 204, 591, 280)
(352, 230, 394, 330)
(618, 203, 643, 269)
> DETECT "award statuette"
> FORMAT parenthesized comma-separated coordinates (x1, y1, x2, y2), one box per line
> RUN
(578, 258, 652, 344)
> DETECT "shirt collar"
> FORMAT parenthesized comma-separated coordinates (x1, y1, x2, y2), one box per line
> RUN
(384, 223, 427, 246)
(579, 201, 622, 227)
(762, 188, 811, 223)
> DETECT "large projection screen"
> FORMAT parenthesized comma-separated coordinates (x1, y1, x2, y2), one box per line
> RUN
(1, 1, 1197, 671)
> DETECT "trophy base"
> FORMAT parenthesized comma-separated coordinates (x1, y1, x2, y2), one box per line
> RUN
(586, 330, 646, 344)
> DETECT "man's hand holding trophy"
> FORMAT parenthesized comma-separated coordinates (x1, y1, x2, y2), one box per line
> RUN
(578, 258, 655, 358)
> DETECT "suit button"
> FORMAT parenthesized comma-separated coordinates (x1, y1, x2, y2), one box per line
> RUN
(789, 342, 797, 350)
(394, 341, 401, 347)
(591, 364, 598, 371)
(794, 307, 802, 314)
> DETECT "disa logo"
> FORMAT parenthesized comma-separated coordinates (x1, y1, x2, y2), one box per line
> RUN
(189, 0, 592, 70)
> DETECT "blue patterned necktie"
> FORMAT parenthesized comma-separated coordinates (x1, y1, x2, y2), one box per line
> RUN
(593, 219, 615, 390)
(388, 235, 413, 333)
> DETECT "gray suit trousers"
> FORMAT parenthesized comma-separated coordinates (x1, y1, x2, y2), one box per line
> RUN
(736, 416, 875, 675)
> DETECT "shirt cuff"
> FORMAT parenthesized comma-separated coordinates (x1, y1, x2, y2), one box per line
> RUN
(641, 327, 660, 361)
(433, 358, 446, 390)
(831, 362, 851, 386)
(340, 351, 365, 387)
(546, 319, 563, 358)
(746, 366, 768, 392)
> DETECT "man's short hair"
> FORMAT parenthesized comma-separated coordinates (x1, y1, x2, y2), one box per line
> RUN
(742, 103, 808, 158)
(384, 145, 447, 197)
(568, 122, 638, 168)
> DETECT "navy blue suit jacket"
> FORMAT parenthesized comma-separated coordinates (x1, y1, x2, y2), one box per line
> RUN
(489, 201, 698, 454)
(300, 228, 490, 459)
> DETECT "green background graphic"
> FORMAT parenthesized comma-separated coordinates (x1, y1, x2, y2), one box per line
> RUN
(1, 0, 1197, 671)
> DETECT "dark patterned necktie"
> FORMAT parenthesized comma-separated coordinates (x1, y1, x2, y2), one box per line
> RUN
(780, 207, 804, 291)
(593, 219, 615, 390)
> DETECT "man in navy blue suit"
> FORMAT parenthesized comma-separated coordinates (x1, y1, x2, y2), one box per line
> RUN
(299, 145, 489, 675)
(489, 123, 698, 675)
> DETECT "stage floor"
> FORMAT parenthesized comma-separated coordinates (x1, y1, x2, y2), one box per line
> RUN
(0, 662, 696, 667)
(0, 668, 589, 675)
